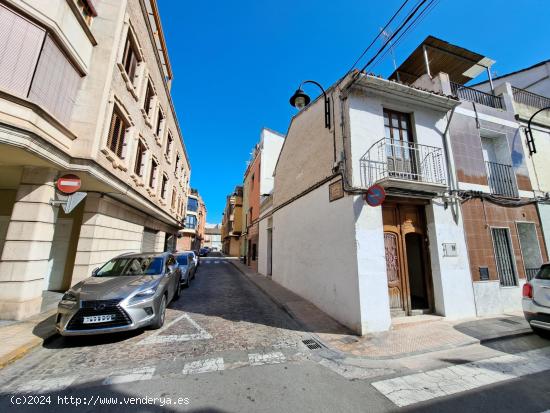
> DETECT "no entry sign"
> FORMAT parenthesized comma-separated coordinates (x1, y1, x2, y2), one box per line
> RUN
(56, 174, 81, 194)
(365, 184, 386, 207)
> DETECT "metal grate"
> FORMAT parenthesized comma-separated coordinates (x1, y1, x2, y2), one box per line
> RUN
(491, 228, 518, 287)
(67, 299, 131, 330)
(302, 338, 323, 350)
(512, 87, 550, 109)
(485, 161, 518, 198)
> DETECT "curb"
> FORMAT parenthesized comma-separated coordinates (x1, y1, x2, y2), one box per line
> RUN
(0, 328, 57, 369)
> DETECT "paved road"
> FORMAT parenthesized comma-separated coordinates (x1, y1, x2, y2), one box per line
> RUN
(1, 256, 550, 412)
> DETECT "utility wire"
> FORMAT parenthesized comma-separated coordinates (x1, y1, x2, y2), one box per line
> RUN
(358, 0, 428, 74)
(370, 0, 441, 71)
(346, 0, 411, 73)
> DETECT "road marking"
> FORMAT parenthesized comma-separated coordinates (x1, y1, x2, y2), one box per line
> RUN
(137, 313, 212, 345)
(18, 376, 77, 393)
(182, 357, 225, 375)
(214, 260, 220, 264)
(372, 347, 550, 407)
(102, 366, 155, 385)
(248, 351, 286, 366)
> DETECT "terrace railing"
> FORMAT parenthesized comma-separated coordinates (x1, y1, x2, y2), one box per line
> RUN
(451, 82, 503, 109)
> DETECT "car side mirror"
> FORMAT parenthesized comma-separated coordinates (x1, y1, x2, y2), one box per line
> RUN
(92, 267, 99, 276)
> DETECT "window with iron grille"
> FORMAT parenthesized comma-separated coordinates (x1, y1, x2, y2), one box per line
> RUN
(166, 132, 173, 157)
(143, 79, 154, 115)
(161, 174, 168, 199)
(491, 227, 518, 287)
(156, 108, 164, 136)
(122, 34, 138, 84)
(107, 108, 127, 159)
(149, 158, 158, 188)
(134, 140, 146, 176)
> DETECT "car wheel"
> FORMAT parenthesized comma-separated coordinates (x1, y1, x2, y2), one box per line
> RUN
(150, 295, 167, 330)
(532, 326, 550, 339)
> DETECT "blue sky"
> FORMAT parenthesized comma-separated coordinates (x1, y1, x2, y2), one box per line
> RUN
(158, 0, 550, 223)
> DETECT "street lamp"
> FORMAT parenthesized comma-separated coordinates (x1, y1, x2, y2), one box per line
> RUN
(526, 106, 550, 155)
(289, 80, 331, 129)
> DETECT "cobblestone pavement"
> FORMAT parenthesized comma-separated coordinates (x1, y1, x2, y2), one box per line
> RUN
(0, 256, 311, 390)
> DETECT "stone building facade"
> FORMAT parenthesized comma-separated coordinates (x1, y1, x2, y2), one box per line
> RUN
(0, 0, 190, 320)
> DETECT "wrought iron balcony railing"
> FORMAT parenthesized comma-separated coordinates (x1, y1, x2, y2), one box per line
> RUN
(360, 138, 447, 189)
(485, 161, 518, 198)
(512, 87, 550, 109)
(450, 82, 503, 109)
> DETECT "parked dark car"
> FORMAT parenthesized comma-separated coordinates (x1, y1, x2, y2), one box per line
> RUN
(175, 252, 195, 287)
(199, 247, 209, 257)
(56, 252, 181, 336)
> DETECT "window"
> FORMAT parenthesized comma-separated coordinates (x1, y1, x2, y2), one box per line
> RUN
(134, 140, 146, 176)
(161, 174, 168, 199)
(251, 173, 255, 190)
(491, 228, 517, 287)
(171, 187, 177, 209)
(383, 109, 414, 177)
(252, 243, 257, 261)
(107, 107, 127, 159)
(122, 33, 138, 84)
(517, 222, 543, 281)
(185, 214, 197, 230)
(187, 197, 198, 212)
(175, 153, 181, 173)
(143, 79, 154, 115)
(149, 158, 158, 188)
(156, 108, 165, 136)
(75, 0, 96, 25)
(166, 132, 173, 157)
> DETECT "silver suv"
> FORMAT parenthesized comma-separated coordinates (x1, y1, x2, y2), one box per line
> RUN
(522, 264, 550, 336)
(56, 252, 181, 336)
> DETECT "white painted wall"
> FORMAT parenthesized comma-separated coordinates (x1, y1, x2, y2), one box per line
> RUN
(472, 280, 526, 316)
(272, 181, 364, 333)
(475, 62, 550, 97)
(353, 199, 391, 333)
(258, 212, 271, 276)
(425, 201, 477, 318)
(259, 129, 284, 196)
(347, 90, 449, 188)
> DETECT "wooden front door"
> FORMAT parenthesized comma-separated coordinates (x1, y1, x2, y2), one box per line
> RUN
(382, 201, 432, 316)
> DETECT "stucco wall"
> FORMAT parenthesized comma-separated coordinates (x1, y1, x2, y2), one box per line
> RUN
(260, 129, 284, 196)
(272, 181, 363, 333)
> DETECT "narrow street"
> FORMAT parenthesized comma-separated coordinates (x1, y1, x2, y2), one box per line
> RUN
(0, 254, 549, 412)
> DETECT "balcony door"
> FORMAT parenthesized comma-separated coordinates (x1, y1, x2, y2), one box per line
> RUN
(384, 109, 416, 180)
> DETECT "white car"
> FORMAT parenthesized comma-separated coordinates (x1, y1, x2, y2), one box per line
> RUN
(180, 250, 199, 276)
(522, 264, 550, 336)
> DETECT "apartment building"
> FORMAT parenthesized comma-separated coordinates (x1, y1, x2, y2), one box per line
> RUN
(390, 37, 547, 316)
(221, 186, 243, 256)
(473, 60, 550, 254)
(178, 188, 206, 251)
(0, 0, 190, 320)
(203, 224, 222, 251)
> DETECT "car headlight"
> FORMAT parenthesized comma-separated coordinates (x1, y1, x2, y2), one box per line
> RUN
(60, 292, 77, 307)
(129, 287, 158, 305)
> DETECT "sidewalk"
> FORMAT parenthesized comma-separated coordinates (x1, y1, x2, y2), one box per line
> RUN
(228, 258, 532, 360)
(0, 308, 57, 369)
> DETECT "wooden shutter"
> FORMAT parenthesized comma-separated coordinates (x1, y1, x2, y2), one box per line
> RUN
(108, 109, 127, 159)
(0, 4, 45, 97)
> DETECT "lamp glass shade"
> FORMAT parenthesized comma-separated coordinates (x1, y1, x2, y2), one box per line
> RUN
(289, 89, 311, 110)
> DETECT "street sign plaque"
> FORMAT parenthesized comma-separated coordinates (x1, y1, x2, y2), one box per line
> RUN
(365, 184, 386, 207)
(62, 192, 87, 214)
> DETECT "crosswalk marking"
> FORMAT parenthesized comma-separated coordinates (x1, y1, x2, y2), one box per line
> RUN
(182, 357, 225, 375)
(372, 347, 550, 407)
(18, 376, 77, 393)
(102, 366, 155, 385)
(248, 352, 286, 366)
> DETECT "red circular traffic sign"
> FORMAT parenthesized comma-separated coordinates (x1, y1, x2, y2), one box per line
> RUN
(56, 174, 81, 194)
(365, 184, 386, 207)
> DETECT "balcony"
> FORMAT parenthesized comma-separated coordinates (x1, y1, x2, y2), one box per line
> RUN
(360, 138, 447, 192)
(485, 161, 518, 198)
(450, 82, 503, 109)
(512, 87, 550, 110)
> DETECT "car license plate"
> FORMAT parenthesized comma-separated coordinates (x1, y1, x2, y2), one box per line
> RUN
(83, 314, 114, 324)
